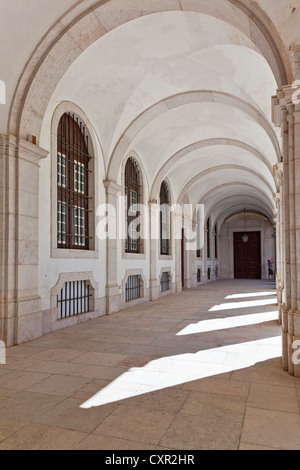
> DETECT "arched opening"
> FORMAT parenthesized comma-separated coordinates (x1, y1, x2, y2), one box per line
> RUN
(160, 180, 171, 256)
(57, 112, 92, 250)
(124, 157, 143, 254)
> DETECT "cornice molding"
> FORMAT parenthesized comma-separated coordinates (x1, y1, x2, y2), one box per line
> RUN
(0, 135, 48, 164)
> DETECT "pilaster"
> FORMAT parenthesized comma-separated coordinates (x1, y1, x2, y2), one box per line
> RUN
(0, 135, 48, 345)
(272, 83, 300, 376)
(104, 180, 123, 315)
(149, 200, 160, 301)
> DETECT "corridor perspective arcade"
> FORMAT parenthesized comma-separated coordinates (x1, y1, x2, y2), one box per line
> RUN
(1, 0, 300, 450)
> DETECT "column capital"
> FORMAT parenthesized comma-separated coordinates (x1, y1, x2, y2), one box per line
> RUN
(0, 134, 48, 164)
(103, 180, 122, 194)
(273, 192, 280, 209)
(272, 83, 300, 127)
(273, 162, 283, 187)
(149, 199, 158, 206)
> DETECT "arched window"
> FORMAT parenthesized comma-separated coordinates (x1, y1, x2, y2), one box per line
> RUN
(214, 223, 218, 259)
(196, 208, 201, 258)
(57, 113, 91, 250)
(160, 181, 170, 256)
(125, 157, 143, 253)
(207, 217, 211, 259)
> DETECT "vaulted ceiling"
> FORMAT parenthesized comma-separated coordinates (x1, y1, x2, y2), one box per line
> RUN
(2, 0, 300, 224)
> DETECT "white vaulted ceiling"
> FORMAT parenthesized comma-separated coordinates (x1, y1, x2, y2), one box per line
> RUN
(39, 9, 280, 222)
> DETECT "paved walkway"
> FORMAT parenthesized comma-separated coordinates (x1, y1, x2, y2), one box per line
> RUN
(0, 279, 299, 450)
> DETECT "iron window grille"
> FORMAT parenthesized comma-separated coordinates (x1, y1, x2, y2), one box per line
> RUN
(125, 275, 142, 302)
(57, 280, 92, 320)
(215, 265, 219, 279)
(125, 158, 143, 254)
(57, 113, 91, 250)
(161, 272, 170, 292)
(160, 181, 170, 256)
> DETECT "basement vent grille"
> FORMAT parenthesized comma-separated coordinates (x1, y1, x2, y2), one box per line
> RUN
(57, 280, 91, 319)
(125, 275, 142, 302)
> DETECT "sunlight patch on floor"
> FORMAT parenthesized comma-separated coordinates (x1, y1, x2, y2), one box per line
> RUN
(209, 298, 278, 311)
(225, 292, 276, 300)
(176, 310, 278, 336)
(80, 335, 281, 409)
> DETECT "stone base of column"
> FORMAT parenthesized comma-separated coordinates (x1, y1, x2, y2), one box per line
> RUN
(281, 309, 300, 377)
(106, 284, 123, 315)
(0, 296, 44, 346)
(291, 311, 300, 377)
(149, 279, 160, 301)
(184, 278, 192, 289)
(282, 307, 289, 371)
(0, 316, 15, 348)
(175, 276, 182, 293)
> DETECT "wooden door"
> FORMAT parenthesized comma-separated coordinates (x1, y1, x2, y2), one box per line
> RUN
(234, 232, 261, 279)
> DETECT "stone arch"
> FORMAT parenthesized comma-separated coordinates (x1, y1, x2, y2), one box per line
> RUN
(211, 198, 275, 227)
(150, 138, 274, 201)
(192, 184, 274, 223)
(177, 165, 275, 204)
(108, 91, 281, 183)
(8, 0, 291, 143)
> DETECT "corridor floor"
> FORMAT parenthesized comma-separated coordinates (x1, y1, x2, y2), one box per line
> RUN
(0, 279, 300, 450)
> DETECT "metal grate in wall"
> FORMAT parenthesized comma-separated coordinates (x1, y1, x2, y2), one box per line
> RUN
(125, 275, 142, 302)
(215, 266, 219, 279)
(161, 272, 170, 292)
(57, 280, 91, 320)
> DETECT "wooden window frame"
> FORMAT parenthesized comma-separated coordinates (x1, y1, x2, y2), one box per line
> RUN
(160, 181, 171, 256)
(207, 217, 211, 259)
(125, 157, 143, 254)
(57, 113, 91, 250)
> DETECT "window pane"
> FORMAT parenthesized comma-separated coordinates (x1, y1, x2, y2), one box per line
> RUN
(57, 153, 67, 188)
(74, 160, 86, 194)
(57, 202, 67, 245)
(73, 206, 86, 247)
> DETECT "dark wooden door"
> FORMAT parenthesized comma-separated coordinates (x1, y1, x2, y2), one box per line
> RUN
(234, 232, 261, 279)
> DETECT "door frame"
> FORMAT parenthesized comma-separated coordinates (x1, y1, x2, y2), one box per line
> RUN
(228, 228, 267, 279)
(233, 231, 262, 279)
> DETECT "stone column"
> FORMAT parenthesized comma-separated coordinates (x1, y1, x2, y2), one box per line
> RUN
(191, 221, 198, 288)
(149, 200, 160, 301)
(104, 180, 122, 315)
(273, 164, 284, 324)
(182, 205, 193, 289)
(173, 208, 183, 293)
(0, 135, 48, 346)
(272, 84, 300, 376)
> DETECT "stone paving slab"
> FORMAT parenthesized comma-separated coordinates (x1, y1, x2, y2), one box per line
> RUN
(0, 280, 299, 450)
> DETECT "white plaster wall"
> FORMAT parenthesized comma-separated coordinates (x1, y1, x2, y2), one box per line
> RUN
(0, 0, 77, 134)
